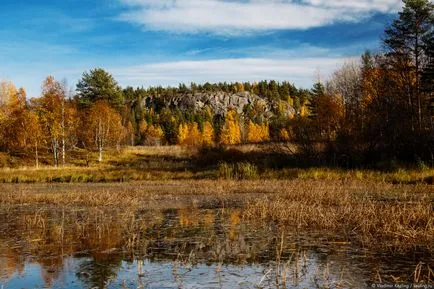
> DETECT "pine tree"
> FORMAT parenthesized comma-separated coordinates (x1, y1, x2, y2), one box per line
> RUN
(383, 0, 434, 130)
(76, 68, 124, 109)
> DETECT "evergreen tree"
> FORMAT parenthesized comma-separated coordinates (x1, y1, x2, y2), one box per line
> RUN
(383, 0, 434, 129)
(76, 68, 124, 109)
(308, 82, 325, 119)
(421, 37, 434, 126)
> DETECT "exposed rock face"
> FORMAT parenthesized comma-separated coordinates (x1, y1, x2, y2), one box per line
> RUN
(142, 91, 294, 119)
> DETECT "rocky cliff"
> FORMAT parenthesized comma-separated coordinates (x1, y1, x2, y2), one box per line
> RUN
(142, 91, 295, 119)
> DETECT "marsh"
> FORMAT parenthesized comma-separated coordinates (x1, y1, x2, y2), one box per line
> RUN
(0, 181, 433, 288)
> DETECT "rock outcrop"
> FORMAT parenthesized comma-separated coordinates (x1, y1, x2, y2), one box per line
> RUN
(142, 91, 295, 119)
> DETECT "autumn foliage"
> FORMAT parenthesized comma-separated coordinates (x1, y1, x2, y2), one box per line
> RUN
(246, 121, 269, 143)
(0, 0, 433, 168)
(219, 110, 242, 145)
(177, 121, 215, 147)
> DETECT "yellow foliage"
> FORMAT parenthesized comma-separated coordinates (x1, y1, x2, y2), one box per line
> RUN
(84, 100, 123, 148)
(201, 121, 214, 146)
(279, 128, 290, 142)
(278, 100, 286, 115)
(177, 123, 189, 145)
(236, 82, 244, 92)
(300, 104, 308, 117)
(0, 84, 37, 151)
(220, 110, 241, 145)
(288, 97, 294, 107)
(0, 81, 17, 103)
(362, 67, 382, 109)
(177, 122, 202, 146)
(277, 100, 295, 119)
(203, 106, 212, 120)
(187, 123, 201, 146)
(140, 123, 165, 145)
(146, 125, 165, 139)
(139, 121, 148, 135)
(246, 121, 269, 143)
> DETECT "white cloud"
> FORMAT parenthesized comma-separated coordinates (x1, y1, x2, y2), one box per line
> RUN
(112, 57, 351, 88)
(300, 0, 401, 12)
(116, 0, 401, 35)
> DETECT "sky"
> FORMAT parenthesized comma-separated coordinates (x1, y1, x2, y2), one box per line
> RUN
(0, 0, 402, 98)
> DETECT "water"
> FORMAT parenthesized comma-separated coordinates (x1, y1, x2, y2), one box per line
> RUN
(0, 207, 432, 288)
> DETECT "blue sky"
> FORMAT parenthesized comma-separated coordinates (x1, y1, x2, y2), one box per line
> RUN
(0, 0, 401, 98)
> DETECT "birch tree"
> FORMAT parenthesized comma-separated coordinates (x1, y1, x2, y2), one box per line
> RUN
(39, 76, 64, 167)
(83, 100, 123, 162)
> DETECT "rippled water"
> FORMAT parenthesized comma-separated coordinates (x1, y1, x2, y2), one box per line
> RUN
(0, 206, 432, 288)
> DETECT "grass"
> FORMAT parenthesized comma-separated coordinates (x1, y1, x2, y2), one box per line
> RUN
(0, 180, 433, 253)
(1, 145, 433, 286)
(0, 145, 433, 184)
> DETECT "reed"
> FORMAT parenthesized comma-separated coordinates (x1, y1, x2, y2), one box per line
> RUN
(1, 180, 433, 253)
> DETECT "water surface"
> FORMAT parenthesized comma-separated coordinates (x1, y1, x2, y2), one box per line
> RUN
(0, 201, 432, 288)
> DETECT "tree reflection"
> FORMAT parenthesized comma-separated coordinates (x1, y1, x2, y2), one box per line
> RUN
(0, 207, 432, 287)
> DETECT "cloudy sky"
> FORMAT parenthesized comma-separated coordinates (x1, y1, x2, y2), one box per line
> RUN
(0, 0, 401, 97)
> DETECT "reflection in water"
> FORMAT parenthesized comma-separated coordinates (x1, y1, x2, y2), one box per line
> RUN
(0, 207, 432, 288)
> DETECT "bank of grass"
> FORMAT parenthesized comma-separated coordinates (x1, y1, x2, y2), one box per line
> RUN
(0, 145, 433, 184)
(0, 180, 433, 253)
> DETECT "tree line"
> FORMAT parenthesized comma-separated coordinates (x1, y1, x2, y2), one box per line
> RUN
(0, 0, 433, 168)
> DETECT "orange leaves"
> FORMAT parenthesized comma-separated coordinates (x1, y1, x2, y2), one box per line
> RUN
(39, 76, 66, 140)
(0, 82, 26, 116)
(0, 82, 38, 151)
(83, 100, 123, 161)
(362, 67, 382, 108)
(316, 94, 344, 141)
(140, 122, 165, 145)
(246, 120, 269, 143)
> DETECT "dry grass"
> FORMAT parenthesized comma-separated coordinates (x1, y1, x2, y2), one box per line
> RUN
(1, 145, 433, 184)
(243, 180, 434, 252)
(0, 180, 433, 286)
(0, 180, 433, 253)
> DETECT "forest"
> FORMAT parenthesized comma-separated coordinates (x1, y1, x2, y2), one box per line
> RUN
(0, 0, 433, 169)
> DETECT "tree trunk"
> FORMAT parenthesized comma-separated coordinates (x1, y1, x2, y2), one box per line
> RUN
(98, 139, 103, 162)
(35, 143, 39, 169)
(53, 137, 58, 167)
(62, 138, 65, 167)
(415, 25, 422, 131)
(61, 99, 66, 167)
